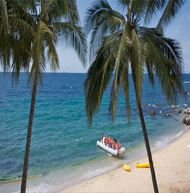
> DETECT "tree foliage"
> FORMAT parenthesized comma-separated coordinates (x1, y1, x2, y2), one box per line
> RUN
(84, 0, 184, 124)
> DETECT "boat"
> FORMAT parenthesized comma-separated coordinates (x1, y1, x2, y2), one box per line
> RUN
(96, 139, 125, 157)
(123, 164, 130, 171)
(135, 162, 153, 168)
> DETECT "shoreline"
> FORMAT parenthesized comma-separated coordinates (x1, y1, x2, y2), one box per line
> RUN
(59, 128, 190, 193)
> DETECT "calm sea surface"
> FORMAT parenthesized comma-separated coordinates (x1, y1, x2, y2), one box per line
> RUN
(0, 72, 190, 193)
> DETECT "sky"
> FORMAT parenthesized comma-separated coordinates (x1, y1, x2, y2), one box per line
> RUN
(55, 0, 190, 73)
(1, 0, 190, 73)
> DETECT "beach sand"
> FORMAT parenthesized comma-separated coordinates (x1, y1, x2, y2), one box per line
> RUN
(60, 129, 190, 193)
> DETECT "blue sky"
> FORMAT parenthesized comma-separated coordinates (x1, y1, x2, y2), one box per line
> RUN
(1, 0, 189, 73)
(54, 0, 190, 73)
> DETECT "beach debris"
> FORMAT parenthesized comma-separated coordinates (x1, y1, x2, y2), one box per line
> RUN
(149, 110, 156, 116)
(184, 89, 187, 95)
(142, 105, 147, 108)
(155, 104, 160, 107)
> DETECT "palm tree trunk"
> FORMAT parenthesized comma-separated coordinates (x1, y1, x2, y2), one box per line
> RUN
(20, 74, 38, 193)
(41, 0, 44, 14)
(132, 70, 159, 193)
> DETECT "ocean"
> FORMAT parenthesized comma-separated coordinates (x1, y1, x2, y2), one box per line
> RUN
(0, 72, 189, 193)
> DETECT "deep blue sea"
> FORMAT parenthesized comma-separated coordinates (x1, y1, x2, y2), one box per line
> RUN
(0, 72, 190, 193)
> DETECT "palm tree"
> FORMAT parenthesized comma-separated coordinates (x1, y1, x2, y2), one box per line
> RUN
(1, 1, 86, 193)
(84, 0, 184, 192)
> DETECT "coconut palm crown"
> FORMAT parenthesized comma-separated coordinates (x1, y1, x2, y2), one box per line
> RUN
(84, 0, 184, 192)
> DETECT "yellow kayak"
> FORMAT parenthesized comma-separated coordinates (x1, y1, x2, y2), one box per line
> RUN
(123, 164, 131, 171)
(135, 162, 153, 168)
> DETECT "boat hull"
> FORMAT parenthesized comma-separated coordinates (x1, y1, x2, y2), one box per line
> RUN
(96, 141, 125, 157)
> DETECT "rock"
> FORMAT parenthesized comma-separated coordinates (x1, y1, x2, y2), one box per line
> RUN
(155, 104, 160, 107)
(149, 110, 156, 116)
(164, 113, 167, 117)
(185, 118, 190, 125)
(167, 113, 172, 116)
(177, 110, 182, 114)
(184, 89, 187, 95)
(184, 110, 190, 115)
(182, 117, 187, 124)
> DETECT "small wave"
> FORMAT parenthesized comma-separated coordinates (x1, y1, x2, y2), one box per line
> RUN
(154, 130, 186, 151)
(0, 175, 40, 185)
(84, 166, 112, 179)
(13, 183, 54, 193)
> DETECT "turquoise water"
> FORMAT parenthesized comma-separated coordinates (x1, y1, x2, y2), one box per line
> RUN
(0, 72, 190, 193)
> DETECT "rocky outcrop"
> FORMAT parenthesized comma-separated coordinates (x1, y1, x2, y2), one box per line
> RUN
(177, 110, 182, 114)
(182, 117, 190, 125)
(184, 110, 190, 115)
(149, 110, 156, 116)
(164, 113, 172, 117)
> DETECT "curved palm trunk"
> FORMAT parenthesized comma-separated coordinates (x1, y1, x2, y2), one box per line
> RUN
(132, 70, 159, 193)
(21, 74, 38, 193)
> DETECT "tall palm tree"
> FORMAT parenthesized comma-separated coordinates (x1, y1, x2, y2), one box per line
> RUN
(1, 1, 86, 193)
(84, 0, 184, 192)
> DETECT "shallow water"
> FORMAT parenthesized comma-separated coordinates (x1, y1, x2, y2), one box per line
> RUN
(0, 73, 190, 193)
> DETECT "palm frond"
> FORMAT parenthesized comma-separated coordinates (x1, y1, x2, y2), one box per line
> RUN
(131, 28, 144, 103)
(9, 17, 35, 36)
(84, 0, 111, 34)
(89, 10, 125, 61)
(46, 35, 59, 72)
(117, 0, 130, 7)
(144, 0, 164, 23)
(109, 23, 129, 121)
(140, 27, 183, 102)
(29, 20, 54, 85)
(121, 60, 131, 121)
(53, 22, 87, 66)
(85, 0, 125, 61)
(0, 0, 8, 35)
(157, 0, 185, 29)
(84, 32, 124, 124)
(42, 0, 79, 23)
(17, 0, 37, 14)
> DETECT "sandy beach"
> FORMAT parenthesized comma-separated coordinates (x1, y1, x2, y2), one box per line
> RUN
(60, 129, 190, 193)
